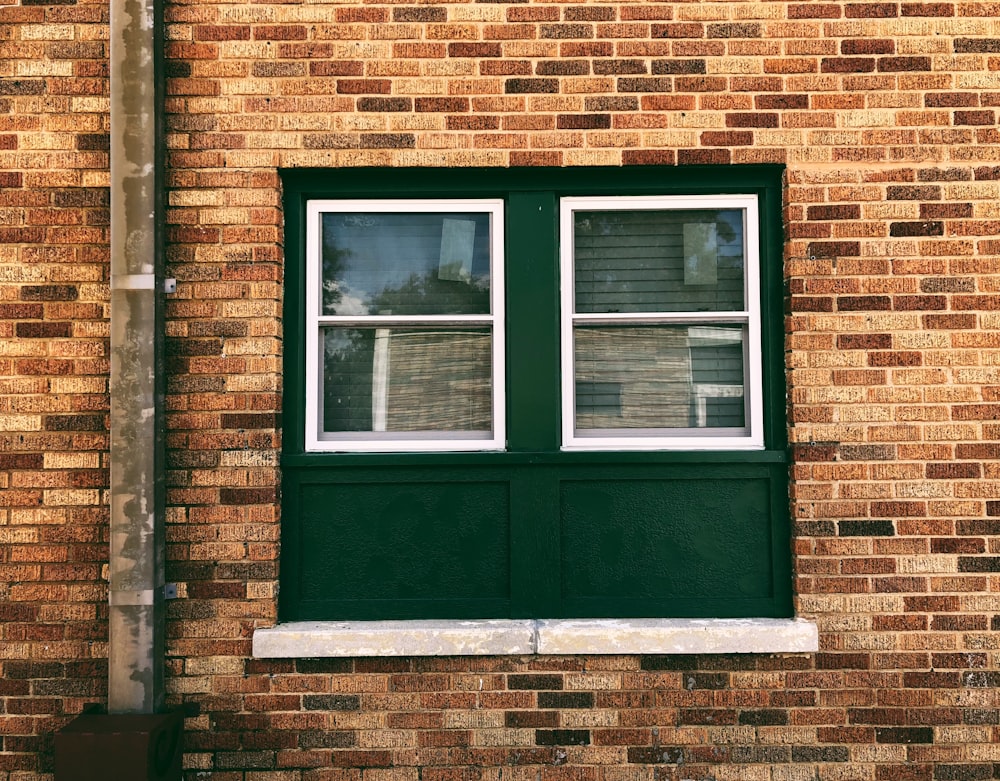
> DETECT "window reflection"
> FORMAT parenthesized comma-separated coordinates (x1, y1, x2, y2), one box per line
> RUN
(574, 325, 746, 434)
(574, 209, 745, 314)
(323, 328, 492, 435)
(321, 213, 492, 316)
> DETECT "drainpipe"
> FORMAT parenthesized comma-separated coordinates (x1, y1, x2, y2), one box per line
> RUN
(107, 0, 165, 714)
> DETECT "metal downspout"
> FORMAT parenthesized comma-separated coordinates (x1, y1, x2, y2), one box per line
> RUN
(108, 0, 165, 714)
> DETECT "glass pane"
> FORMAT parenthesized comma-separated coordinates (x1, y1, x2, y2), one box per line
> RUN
(574, 324, 746, 432)
(321, 212, 492, 316)
(323, 327, 492, 435)
(574, 209, 745, 313)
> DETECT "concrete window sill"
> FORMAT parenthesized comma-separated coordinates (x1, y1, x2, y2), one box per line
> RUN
(252, 618, 819, 658)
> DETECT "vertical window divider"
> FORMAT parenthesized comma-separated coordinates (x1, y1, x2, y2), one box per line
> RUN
(505, 190, 561, 616)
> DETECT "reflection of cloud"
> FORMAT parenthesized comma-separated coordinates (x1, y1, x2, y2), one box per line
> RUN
(334, 292, 368, 316)
(323, 280, 369, 315)
(324, 329, 352, 357)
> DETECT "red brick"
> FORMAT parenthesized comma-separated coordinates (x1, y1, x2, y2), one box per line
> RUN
(808, 204, 862, 220)
(253, 25, 307, 40)
(872, 502, 927, 517)
(623, 149, 677, 165)
(336, 80, 391, 95)
(954, 110, 996, 125)
(507, 7, 559, 22)
(449, 43, 502, 58)
(926, 463, 981, 479)
(336, 7, 388, 23)
(901, 2, 954, 14)
(923, 313, 976, 329)
(700, 130, 753, 146)
(869, 351, 922, 367)
(560, 42, 614, 57)
(888, 185, 942, 200)
(650, 22, 703, 38)
(878, 57, 931, 71)
(193, 25, 249, 40)
(677, 148, 731, 164)
(822, 58, 876, 73)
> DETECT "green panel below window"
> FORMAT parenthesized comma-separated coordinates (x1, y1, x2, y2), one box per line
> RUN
(297, 478, 511, 618)
(560, 476, 774, 608)
(285, 459, 789, 621)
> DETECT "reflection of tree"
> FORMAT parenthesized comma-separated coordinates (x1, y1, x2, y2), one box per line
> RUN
(369, 270, 489, 315)
(321, 224, 488, 316)
(321, 234, 351, 314)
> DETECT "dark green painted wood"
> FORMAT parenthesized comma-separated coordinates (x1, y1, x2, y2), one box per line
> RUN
(280, 165, 792, 622)
(505, 191, 560, 452)
(504, 191, 563, 617)
(759, 172, 788, 452)
(509, 465, 561, 618)
(294, 470, 512, 619)
(559, 468, 780, 606)
(282, 449, 788, 469)
(282, 183, 307, 456)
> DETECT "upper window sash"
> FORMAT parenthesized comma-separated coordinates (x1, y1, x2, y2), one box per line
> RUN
(559, 194, 764, 451)
(305, 199, 506, 452)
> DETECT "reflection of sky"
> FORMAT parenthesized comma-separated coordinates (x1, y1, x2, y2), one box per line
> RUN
(324, 328, 353, 358)
(715, 211, 743, 267)
(322, 213, 491, 314)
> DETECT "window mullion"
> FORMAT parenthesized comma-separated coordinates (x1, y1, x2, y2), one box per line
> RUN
(504, 191, 560, 453)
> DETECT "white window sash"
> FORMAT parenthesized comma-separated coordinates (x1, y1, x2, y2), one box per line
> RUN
(559, 194, 764, 451)
(305, 199, 506, 452)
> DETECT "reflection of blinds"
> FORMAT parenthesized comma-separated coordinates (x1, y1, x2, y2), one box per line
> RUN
(385, 331, 491, 431)
(575, 326, 746, 430)
(575, 327, 692, 429)
(324, 328, 491, 433)
(574, 210, 744, 313)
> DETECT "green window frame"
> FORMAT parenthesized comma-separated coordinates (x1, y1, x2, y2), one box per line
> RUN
(281, 166, 791, 622)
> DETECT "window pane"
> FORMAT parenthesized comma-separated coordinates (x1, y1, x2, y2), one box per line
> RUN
(574, 324, 746, 432)
(323, 327, 492, 435)
(574, 209, 745, 313)
(321, 213, 492, 316)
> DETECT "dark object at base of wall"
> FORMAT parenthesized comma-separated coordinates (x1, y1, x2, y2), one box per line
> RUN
(54, 710, 182, 781)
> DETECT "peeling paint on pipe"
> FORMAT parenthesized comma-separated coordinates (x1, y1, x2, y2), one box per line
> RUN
(109, 0, 165, 715)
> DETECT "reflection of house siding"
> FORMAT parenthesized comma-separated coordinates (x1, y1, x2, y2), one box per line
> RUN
(384, 330, 491, 431)
(574, 212, 744, 314)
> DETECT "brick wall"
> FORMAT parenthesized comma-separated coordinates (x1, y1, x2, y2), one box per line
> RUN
(3, 0, 1000, 778)
(0, 0, 111, 774)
